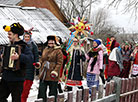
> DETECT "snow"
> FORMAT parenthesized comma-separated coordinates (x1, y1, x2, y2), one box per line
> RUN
(7, 77, 103, 102)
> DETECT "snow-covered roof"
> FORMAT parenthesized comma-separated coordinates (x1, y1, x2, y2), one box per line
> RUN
(0, 5, 70, 45)
(0, 0, 22, 5)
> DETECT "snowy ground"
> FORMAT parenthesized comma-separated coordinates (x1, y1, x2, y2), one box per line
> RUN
(8, 77, 103, 102)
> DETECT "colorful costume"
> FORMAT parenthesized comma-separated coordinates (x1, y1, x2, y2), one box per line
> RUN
(107, 40, 123, 80)
(66, 45, 85, 87)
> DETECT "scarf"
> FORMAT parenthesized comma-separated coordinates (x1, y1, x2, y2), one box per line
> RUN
(88, 47, 102, 71)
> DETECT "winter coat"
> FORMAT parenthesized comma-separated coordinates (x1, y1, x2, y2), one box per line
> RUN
(2, 40, 34, 81)
(85, 45, 103, 75)
(25, 41, 39, 80)
(121, 49, 132, 62)
(67, 46, 86, 81)
(107, 40, 123, 76)
(39, 46, 63, 81)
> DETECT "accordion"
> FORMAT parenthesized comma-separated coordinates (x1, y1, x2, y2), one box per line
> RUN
(2, 45, 21, 71)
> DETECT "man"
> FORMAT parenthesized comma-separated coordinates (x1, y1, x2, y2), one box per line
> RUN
(38, 35, 63, 102)
(0, 23, 33, 102)
(65, 38, 86, 91)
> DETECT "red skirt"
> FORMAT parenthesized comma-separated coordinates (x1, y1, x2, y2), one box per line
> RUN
(66, 79, 82, 86)
(107, 60, 120, 77)
(119, 60, 131, 78)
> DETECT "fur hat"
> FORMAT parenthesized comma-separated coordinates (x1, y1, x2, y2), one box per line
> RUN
(3, 23, 24, 36)
(44, 35, 57, 46)
(47, 35, 56, 41)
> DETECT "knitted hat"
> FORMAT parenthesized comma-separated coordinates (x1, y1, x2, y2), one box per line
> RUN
(3, 23, 24, 36)
(93, 39, 101, 46)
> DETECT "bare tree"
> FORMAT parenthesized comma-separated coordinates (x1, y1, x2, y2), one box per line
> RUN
(107, 0, 138, 18)
(90, 8, 119, 42)
(55, 0, 100, 22)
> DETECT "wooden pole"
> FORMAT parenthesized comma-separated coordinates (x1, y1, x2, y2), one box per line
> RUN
(34, 98, 43, 102)
(57, 93, 64, 102)
(135, 76, 138, 102)
(98, 84, 104, 99)
(113, 77, 121, 102)
(76, 89, 82, 102)
(91, 85, 97, 101)
(120, 78, 126, 102)
(131, 77, 136, 102)
(47, 96, 55, 102)
(124, 79, 129, 102)
(83, 87, 89, 102)
(105, 82, 110, 96)
(67, 91, 73, 102)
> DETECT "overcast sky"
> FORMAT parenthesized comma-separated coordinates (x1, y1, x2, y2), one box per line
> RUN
(97, 0, 138, 33)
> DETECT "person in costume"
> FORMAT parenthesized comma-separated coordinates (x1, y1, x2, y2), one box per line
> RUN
(56, 36, 68, 93)
(21, 29, 40, 102)
(119, 42, 132, 78)
(104, 36, 118, 80)
(37, 35, 63, 102)
(130, 43, 138, 77)
(107, 40, 123, 82)
(65, 38, 86, 92)
(0, 23, 33, 102)
(85, 39, 103, 93)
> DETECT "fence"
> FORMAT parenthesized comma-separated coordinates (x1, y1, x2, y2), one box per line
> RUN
(34, 76, 138, 102)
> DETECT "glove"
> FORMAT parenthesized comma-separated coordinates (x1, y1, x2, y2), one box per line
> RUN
(33, 62, 41, 69)
(50, 71, 58, 80)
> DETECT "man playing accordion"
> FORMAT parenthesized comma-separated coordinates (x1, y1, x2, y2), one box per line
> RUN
(0, 23, 33, 102)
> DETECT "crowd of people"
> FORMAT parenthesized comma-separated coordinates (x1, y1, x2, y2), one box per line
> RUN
(0, 22, 138, 102)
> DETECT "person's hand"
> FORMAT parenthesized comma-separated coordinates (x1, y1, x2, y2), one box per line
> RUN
(33, 62, 41, 69)
(50, 71, 58, 80)
(11, 52, 19, 60)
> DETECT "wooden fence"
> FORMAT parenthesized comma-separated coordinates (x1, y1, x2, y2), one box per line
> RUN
(35, 76, 138, 102)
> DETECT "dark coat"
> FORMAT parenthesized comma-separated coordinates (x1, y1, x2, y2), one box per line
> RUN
(25, 41, 39, 80)
(68, 48, 86, 81)
(2, 40, 34, 81)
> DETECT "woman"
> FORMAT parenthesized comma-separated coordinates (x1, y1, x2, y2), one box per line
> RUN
(85, 39, 103, 94)
(56, 36, 68, 93)
(120, 43, 132, 78)
(107, 40, 123, 81)
(21, 30, 40, 102)
(37, 35, 63, 102)
(130, 43, 138, 77)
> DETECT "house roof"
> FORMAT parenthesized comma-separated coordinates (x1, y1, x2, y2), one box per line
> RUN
(0, 4, 70, 45)
(0, 0, 22, 5)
